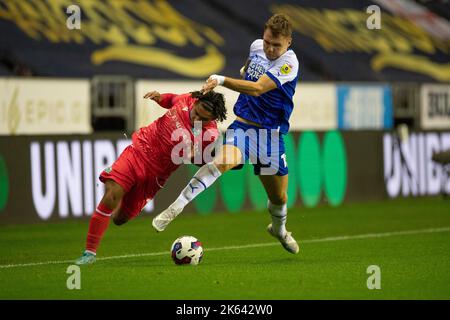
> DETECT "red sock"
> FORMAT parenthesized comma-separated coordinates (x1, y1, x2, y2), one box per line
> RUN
(85, 203, 113, 254)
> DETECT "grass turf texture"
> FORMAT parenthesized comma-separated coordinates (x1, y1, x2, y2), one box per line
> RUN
(0, 197, 449, 299)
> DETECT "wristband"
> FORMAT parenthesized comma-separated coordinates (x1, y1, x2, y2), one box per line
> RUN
(210, 74, 225, 86)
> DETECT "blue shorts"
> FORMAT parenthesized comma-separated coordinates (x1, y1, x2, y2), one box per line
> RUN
(222, 120, 288, 176)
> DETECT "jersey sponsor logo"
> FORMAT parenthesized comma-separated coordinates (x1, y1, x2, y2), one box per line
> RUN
(247, 57, 266, 80)
(280, 63, 292, 75)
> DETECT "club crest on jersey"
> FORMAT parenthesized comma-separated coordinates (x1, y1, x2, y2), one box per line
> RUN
(280, 63, 292, 75)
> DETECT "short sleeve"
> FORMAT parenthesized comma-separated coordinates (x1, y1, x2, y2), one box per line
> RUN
(265, 51, 299, 87)
(249, 39, 262, 57)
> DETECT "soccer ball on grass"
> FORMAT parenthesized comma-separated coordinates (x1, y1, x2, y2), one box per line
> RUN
(170, 235, 203, 265)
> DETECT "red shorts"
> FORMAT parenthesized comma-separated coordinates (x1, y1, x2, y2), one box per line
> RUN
(99, 145, 166, 220)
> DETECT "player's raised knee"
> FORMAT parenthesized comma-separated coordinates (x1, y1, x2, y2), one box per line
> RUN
(112, 213, 128, 226)
(213, 145, 242, 173)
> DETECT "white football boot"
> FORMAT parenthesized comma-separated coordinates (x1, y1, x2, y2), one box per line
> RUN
(267, 224, 299, 254)
(152, 205, 183, 232)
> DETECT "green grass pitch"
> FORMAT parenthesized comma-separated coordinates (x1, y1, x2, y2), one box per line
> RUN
(1, 198, 449, 299)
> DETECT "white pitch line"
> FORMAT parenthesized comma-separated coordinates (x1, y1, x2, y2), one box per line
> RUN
(1, 226, 450, 269)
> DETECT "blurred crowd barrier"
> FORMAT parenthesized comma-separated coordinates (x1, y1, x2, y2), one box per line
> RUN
(1, 77, 449, 135)
(0, 77, 449, 224)
(1, 78, 449, 224)
(0, 129, 448, 224)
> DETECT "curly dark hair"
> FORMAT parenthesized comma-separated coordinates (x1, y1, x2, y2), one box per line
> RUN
(191, 90, 227, 122)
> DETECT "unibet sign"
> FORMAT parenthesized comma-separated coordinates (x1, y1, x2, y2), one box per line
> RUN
(384, 132, 450, 197)
(190, 131, 348, 214)
(30, 139, 154, 220)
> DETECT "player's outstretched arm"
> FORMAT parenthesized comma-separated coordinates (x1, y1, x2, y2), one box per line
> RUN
(202, 74, 276, 97)
(143, 91, 179, 109)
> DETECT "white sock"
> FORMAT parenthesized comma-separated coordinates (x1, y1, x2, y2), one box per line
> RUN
(268, 200, 287, 237)
(172, 162, 222, 210)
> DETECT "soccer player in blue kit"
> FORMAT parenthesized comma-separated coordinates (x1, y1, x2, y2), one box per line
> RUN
(153, 14, 300, 254)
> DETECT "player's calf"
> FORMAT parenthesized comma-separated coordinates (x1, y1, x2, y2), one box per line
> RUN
(152, 162, 222, 232)
(100, 180, 125, 209)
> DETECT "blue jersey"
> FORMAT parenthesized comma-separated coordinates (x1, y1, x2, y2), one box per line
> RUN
(233, 39, 299, 134)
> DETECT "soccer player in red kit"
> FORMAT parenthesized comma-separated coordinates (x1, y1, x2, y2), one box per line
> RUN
(75, 90, 227, 265)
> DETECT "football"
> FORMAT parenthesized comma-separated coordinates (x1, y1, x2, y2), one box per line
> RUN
(170, 236, 204, 265)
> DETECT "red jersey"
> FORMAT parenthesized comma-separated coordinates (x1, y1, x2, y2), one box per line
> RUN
(132, 93, 219, 180)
